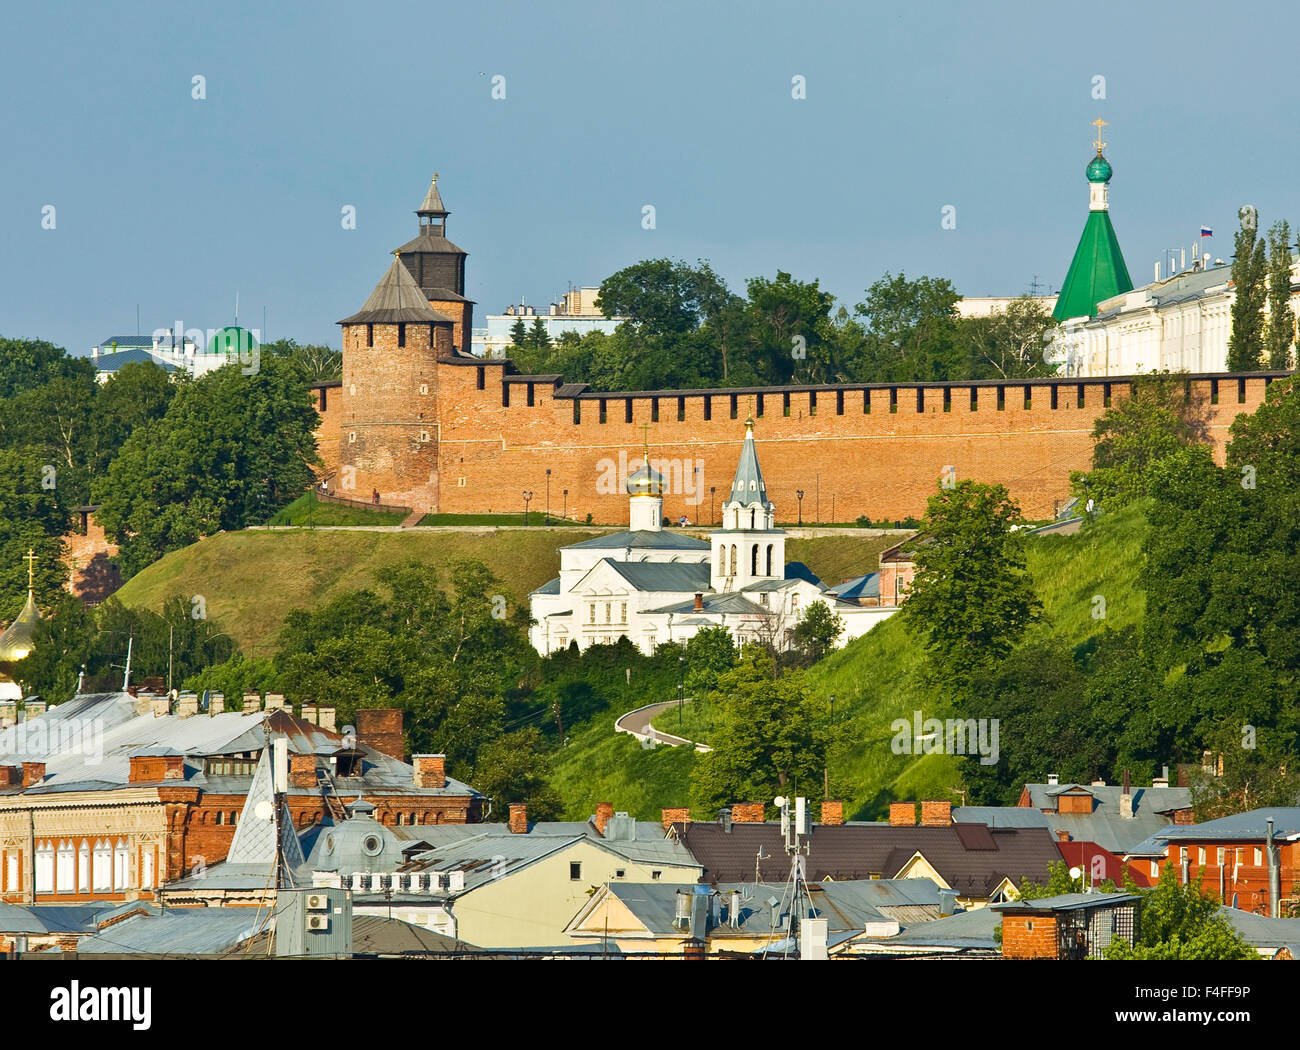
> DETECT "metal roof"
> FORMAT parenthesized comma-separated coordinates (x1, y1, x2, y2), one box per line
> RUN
(994, 891, 1138, 912)
(1161, 807, 1300, 842)
(1021, 783, 1193, 853)
(601, 559, 712, 593)
(725, 420, 770, 507)
(567, 529, 710, 552)
(880, 904, 1002, 950)
(76, 907, 269, 955)
(824, 572, 880, 600)
(954, 806, 1052, 830)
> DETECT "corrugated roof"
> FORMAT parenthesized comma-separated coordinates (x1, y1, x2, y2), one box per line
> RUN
(1161, 807, 1300, 842)
(76, 907, 268, 955)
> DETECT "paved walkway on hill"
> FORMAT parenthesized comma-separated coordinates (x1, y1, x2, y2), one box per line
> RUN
(614, 699, 712, 753)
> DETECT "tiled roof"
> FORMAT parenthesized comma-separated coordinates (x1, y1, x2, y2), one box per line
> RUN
(338, 257, 456, 325)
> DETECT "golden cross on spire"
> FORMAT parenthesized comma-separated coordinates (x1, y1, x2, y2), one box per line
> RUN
(24, 548, 35, 592)
(1091, 117, 1108, 155)
(433, 172, 439, 182)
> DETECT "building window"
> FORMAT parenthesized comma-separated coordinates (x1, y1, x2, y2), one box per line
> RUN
(114, 839, 129, 889)
(365, 324, 373, 347)
(420, 430, 430, 442)
(589, 604, 596, 624)
(142, 848, 155, 889)
(570, 862, 582, 881)
(1149, 861, 1158, 878)
(620, 602, 627, 623)
(1255, 847, 1263, 866)
(93, 841, 111, 890)
(78, 840, 90, 892)
(349, 383, 356, 395)
(729, 545, 737, 576)
(56, 841, 74, 893)
(397, 323, 406, 347)
(419, 383, 428, 395)
(651, 870, 662, 880)
(1198, 847, 1206, 865)
(605, 602, 611, 624)
(615, 869, 626, 879)
(36, 843, 54, 893)
(348, 431, 356, 444)
(766, 544, 773, 576)
(1216, 847, 1225, 865)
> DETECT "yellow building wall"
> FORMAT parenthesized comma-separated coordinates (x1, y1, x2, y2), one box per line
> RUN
(454, 840, 698, 949)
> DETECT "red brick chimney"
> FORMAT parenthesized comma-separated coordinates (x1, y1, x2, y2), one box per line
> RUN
(127, 755, 185, 783)
(0, 765, 21, 787)
(508, 802, 528, 834)
(820, 800, 844, 826)
(693, 592, 703, 611)
(661, 807, 690, 830)
(920, 800, 952, 826)
(594, 801, 614, 836)
(890, 802, 917, 826)
(356, 708, 405, 761)
(731, 802, 765, 823)
(412, 754, 446, 789)
(289, 753, 317, 789)
(22, 762, 46, 788)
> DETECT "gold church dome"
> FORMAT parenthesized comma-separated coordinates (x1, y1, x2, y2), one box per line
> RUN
(627, 460, 665, 497)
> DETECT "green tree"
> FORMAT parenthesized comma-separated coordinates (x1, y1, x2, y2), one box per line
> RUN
(1266, 219, 1295, 371)
(683, 625, 737, 698)
(790, 600, 844, 667)
(509, 317, 529, 349)
(957, 295, 1058, 379)
(851, 273, 961, 382)
(95, 357, 320, 576)
(85, 361, 178, 478)
(13, 593, 97, 700)
(1227, 208, 1268, 371)
(470, 727, 564, 822)
(1070, 372, 1212, 511)
(597, 259, 729, 337)
(1105, 866, 1256, 960)
(744, 271, 838, 385)
(901, 480, 1041, 690)
(1018, 859, 1117, 899)
(0, 337, 94, 398)
(690, 647, 828, 815)
(527, 317, 551, 353)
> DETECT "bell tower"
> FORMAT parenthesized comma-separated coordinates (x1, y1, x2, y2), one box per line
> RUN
(710, 419, 785, 591)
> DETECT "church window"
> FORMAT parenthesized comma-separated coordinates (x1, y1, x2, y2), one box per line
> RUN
(5, 852, 17, 892)
(750, 509, 755, 529)
(766, 545, 773, 576)
(729, 545, 737, 576)
(216, 810, 224, 826)
(651, 398, 659, 422)
(56, 841, 74, 893)
(625, 399, 633, 423)
(730, 394, 738, 420)
(755, 393, 764, 417)
(36, 843, 54, 893)
(760, 592, 769, 607)
(751, 544, 758, 575)
(791, 594, 800, 611)
(605, 603, 611, 624)
(620, 603, 627, 623)
(142, 848, 155, 889)
(78, 840, 90, 892)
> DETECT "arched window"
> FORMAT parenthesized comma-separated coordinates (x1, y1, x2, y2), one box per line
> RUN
(766, 544, 774, 576)
(35, 842, 54, 893)
(93, 840, 111, 891)
(56, 841, 74, 893)
(78, 840, 90, 893)
(729, 545, 737, 576)
(114, 839, 129, 890)
(751, 544, 759, 576)
(751, 508, 756, 529)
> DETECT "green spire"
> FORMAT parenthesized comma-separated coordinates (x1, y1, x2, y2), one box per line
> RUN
(1053, 122, 1133, 321)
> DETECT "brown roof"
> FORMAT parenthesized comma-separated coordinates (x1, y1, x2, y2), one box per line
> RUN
(338, 257, 456, 326)
(672, 821, 1062, 899)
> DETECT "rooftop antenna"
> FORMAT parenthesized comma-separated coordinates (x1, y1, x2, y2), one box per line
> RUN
(119, 636, 133, 691)
(1027, 275, 1045, 296)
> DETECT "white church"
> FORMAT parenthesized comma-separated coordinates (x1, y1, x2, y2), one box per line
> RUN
(528, 420, 893, 655)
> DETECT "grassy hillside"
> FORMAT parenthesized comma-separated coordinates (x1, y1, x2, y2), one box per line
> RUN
(114, 527, 901, 659)
(269, 492, 407, 527)
(807, 502, 1150, 821)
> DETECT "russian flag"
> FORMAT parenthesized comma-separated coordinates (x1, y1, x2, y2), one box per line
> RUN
(1200, 226, 1213, 237)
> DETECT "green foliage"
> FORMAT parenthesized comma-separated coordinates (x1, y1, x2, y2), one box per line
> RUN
(0, 337, 94, 399)
(957, 295, 1059, 379)
(901, 480, 1041, 688)
(95, 357, 321, 575)
(683, 626, 737, 698)
(1070, 372, 1212, 511)
(471, 728, 563, 821)
(1266, 220, 1295, 371)
(790, 600, 844, 667)
(690, 647, 832, 816)
(269, 491, 406, 526)
(181, 651, 279, 702)
(1019, 859, 1116, 899)
(263, 338, 342, 384)
(1227, 211, 1269, 372)
(1105, 866, 1256, 960)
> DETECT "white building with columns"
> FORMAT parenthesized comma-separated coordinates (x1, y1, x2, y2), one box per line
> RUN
(528, 422, 893, 655)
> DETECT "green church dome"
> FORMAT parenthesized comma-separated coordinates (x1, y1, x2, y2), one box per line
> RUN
(207, 326, 258, 356)
(1086, 153, 1113, 184)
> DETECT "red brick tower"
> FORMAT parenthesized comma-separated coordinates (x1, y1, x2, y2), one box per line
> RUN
(337, 255, 456, 511)
(395, 174, 475, 352)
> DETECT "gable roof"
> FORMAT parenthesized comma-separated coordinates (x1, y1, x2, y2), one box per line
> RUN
(338, 256, 455, 326)
(595, 559, 712, 594)
(1019, 783, 1194, 853)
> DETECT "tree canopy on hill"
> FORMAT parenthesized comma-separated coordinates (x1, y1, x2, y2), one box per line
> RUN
(509, 261, 1057, 391)
(95, 357, 320, 577)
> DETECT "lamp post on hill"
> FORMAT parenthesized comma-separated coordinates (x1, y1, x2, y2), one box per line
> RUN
(545, 469, 551, 524)
(522, 490, 533, 527)
(796, 490, 805, 526)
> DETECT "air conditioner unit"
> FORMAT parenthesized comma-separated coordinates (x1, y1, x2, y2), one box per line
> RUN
(306, 914, 330, 932)
(305, 893, 329, 911)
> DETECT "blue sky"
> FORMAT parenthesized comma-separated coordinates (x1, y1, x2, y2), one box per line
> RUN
(3, 0, 1297, 354)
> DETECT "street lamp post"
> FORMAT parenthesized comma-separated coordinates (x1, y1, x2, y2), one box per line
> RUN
(522, 490, 533, 526)
(545, 469, 551, 525)
(796, 490, 805, 526)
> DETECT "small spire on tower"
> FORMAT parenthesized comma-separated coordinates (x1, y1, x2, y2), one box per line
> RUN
(1091, 117, 1108, 155)
(24, 548, 35, 595)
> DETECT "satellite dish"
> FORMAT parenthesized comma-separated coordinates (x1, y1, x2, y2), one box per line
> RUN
(254, 800, 274, 822)
(1069, 866, 1083, 880)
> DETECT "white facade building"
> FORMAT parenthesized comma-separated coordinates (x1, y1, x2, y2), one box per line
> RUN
(471, 287, 625, 358)
(528, 422, 894, 655)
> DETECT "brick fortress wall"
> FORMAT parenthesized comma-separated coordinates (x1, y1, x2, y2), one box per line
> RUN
(314, 366, 1280, 522)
